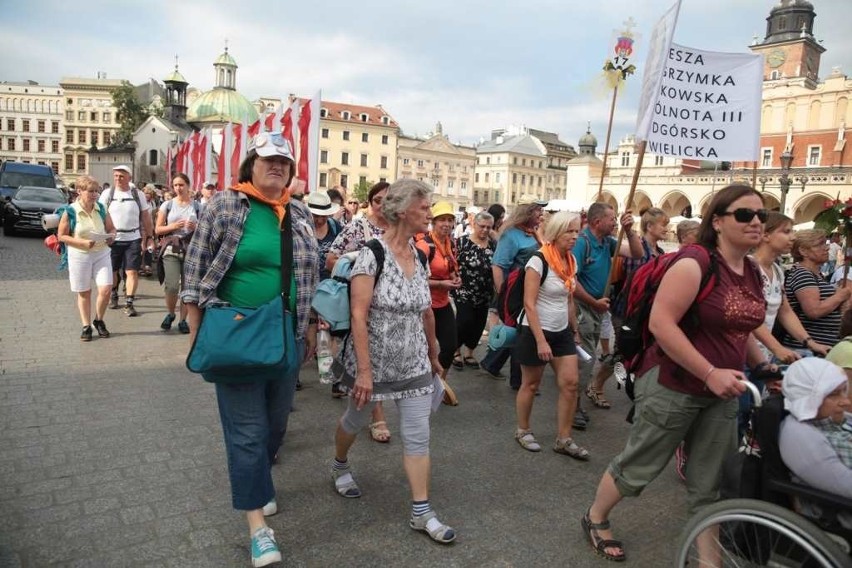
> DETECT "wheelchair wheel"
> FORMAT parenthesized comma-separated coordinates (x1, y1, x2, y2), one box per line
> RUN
(674, 498, 850, 567)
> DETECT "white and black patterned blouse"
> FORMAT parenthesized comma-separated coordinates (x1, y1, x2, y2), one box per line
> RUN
(336, 239, 435, 400)
(452, 235, 495, 307)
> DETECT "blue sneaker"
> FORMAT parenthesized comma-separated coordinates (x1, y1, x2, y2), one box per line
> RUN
(250, 526, 281, 567)
(160, 313, 176, 331)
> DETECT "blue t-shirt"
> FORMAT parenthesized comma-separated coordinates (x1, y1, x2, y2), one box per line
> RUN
(491, 227, 539, 276)
(572, 227, 616, 300)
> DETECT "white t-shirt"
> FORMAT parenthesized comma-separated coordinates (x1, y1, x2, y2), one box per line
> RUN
(828, 242, 842, 264)
(756, 261, 784, 358)
(159, 199, 198, 238)
(518, 255, 570, 332)
(830, 265, 852, 285)
(100, 187, 150, 242)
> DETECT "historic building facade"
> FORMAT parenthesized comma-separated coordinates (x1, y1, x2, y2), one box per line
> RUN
(316, 101, 399, 191)
(59, 76, 126, 184)
(397, 122, 476, 210)
(0, 81, 64, 177)
(473, 125, 573, 209)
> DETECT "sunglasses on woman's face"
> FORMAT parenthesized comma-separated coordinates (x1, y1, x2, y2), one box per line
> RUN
(720, 208, 768, 223)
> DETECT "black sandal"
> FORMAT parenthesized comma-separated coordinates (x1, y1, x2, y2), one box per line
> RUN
(451, 356, 464, 370)
(463, 356, 480, 369)
(581, 508, 625, 562)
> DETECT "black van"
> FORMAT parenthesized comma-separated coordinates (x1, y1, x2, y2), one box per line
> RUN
(0, 161, 57, 200)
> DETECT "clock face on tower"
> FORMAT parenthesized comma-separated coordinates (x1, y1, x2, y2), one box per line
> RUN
(767, 48, 786, 68)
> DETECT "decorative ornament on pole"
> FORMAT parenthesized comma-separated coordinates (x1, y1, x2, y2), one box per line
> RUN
(597, 17, 639, 201)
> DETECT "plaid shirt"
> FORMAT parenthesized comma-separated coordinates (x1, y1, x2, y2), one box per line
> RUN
(181, 190, 319, 339)
(621, 237, 664, 276)
(812, 416, 852, 468)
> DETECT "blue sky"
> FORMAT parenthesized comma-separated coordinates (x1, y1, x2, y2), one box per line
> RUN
(2, 0, 850, 150)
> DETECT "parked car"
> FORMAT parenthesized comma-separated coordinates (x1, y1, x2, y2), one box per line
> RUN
(0, 161, 57, 200)
(2, 186, 67, 236)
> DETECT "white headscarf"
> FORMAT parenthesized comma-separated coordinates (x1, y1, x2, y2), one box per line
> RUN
(782, 358, 847, 421)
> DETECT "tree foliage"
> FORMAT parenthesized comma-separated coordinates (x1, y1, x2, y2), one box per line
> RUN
(111, 81, 149, 145)
(352, 178, 375, 203)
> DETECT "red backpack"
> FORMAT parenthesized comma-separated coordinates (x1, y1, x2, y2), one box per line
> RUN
(496, 250, 548, 328)
(616, 244, 718, 374)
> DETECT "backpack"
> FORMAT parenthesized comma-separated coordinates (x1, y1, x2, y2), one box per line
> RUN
(105, 186, 145, 232)
(162, 198, 201, 221)
(616, 244, 718, 378)
(311, 239, 428, 337)
(496, 249, 549, 328)
(47, 203, 107, 271)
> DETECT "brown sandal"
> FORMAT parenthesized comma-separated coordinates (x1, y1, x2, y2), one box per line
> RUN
(581, 508, 625, 562)
(585, 385, 611, 409)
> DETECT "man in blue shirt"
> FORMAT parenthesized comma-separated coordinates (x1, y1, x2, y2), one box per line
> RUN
(572, 203, 643, 428)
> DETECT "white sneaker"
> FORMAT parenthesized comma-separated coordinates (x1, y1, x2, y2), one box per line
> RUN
(262, 499, 277, 517)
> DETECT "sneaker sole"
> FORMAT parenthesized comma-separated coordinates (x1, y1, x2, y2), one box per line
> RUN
(251, 551, 282, 567)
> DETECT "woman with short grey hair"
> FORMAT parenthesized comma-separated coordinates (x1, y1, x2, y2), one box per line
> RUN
(330, 178, 457, 544)
(452, 211, 496, 369)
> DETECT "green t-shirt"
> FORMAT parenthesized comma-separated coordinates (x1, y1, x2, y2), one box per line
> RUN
(217, 199, 296, 310)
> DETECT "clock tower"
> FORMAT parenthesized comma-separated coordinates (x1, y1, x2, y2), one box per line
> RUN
(749, 0, 825, 87)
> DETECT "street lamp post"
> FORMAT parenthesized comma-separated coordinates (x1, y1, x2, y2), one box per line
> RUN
(778, 150, 793, 214)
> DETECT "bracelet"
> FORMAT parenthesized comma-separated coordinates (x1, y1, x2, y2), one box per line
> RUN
(801, 336, 812, 348)
(309, 318, 318, 325)
(701, 366, 716, 383)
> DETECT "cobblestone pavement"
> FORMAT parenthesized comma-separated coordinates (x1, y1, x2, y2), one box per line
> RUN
(0, 232, 687, 567)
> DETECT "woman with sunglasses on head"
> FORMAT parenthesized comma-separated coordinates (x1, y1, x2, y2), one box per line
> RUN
(181, 132, 319, 567)
(324, 182, 394, 442)
(581, 185, 773, 563)
(782, 229, 850, 351)
(452, 211, 496, 371)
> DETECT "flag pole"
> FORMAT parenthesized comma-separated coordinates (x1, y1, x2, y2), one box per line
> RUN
(603, 139, 647, 299)
(596, 83, 619, 201)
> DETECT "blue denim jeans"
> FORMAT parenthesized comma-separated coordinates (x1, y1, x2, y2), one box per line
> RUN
(215, 339, 304, 510)
(480, 346, 521, 388)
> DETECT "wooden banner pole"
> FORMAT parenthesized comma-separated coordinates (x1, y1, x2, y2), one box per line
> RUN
(596, 84, 620, 201)
(603, 139, 647, 299)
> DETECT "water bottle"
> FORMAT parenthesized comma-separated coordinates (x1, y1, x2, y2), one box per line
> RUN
(317, 329, 334, 384)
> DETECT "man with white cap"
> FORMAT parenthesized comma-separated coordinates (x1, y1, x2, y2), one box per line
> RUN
(100, 165, 152, 316)
(779, 357, 852, 527)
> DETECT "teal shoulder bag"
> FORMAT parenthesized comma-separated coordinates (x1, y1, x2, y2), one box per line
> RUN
(186, 204, 298, 379)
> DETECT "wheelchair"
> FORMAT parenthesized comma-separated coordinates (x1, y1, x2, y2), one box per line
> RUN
(674, 385, 852, 567)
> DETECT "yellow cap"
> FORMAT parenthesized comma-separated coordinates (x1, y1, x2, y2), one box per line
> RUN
(826, 338, 852, 369)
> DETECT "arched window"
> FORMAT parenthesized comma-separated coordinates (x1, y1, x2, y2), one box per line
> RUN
(149, 149, 158, 166)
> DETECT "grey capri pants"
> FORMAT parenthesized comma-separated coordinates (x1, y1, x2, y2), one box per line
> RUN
(162, 254, 183, 295)
(340, 394, 432, 455)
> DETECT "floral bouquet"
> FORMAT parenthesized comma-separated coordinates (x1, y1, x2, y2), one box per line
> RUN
(814, 196, 852, 280)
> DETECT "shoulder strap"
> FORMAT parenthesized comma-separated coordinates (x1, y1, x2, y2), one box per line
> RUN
(364, 239, 386, 282)
(415, 247, 428, 269)
(66, 206, 77, 234)
(193, 200, 201, 217)
(280, 204, 294, 307)
(95, 201, 106, 221)
(694, 246, 718, 303)
(106, 187, 115, 206)
(131, 188, 144, 224)
(359, 217, 371, 243)
(164, 199, 172, 217)
(531, 250, 548, 283)
(422, 233, 437, 263)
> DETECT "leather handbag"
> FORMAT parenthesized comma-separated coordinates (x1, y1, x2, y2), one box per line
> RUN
(186, 205, 298, 378)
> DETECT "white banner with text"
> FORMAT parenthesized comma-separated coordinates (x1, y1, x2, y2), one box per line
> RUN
(643, 43, 763, 161)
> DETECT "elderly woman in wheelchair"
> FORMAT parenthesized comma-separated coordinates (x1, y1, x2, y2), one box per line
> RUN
(779, 357, 852, 530)
(676, 358, 852, 567)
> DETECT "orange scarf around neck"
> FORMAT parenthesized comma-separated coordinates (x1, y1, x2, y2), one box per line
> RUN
(540, 242, 576, 293)
(429, 231, 457, 275)
(232, 182, 290, 222)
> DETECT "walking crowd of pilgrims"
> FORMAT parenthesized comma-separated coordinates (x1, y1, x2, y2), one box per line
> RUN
(57, 131, 851, 566)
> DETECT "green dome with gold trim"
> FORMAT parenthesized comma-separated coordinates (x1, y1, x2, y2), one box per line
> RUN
(186, 46, 258, 126)
(187, 88, 258, 125)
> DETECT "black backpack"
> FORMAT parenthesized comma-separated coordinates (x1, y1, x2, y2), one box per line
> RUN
(496, 248, 549, 328)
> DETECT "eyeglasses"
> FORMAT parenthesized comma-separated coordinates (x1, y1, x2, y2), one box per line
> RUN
(719, 208, 768, 223)
(348, 200, 360, 205)
(475, 224, 493, 230)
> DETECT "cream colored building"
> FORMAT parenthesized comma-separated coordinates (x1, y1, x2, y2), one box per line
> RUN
(474, 125, 573, 210)
(397, 122, 476, 210)
(59, 76, 125, 183)
(317, 101, 399, 191)
(0, 81, 64, 177)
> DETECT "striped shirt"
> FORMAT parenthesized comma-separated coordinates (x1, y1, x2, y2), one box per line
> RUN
(783, 264, 842, 348)
(181, 190, 319, 340)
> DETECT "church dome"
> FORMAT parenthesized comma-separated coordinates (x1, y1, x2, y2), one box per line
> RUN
(186, 46, 258, 126)
(578, 124, 598, 156)
(187, 89, 258, 125)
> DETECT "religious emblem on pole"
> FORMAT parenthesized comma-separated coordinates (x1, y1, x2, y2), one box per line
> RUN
(597, 18, 638, 201)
